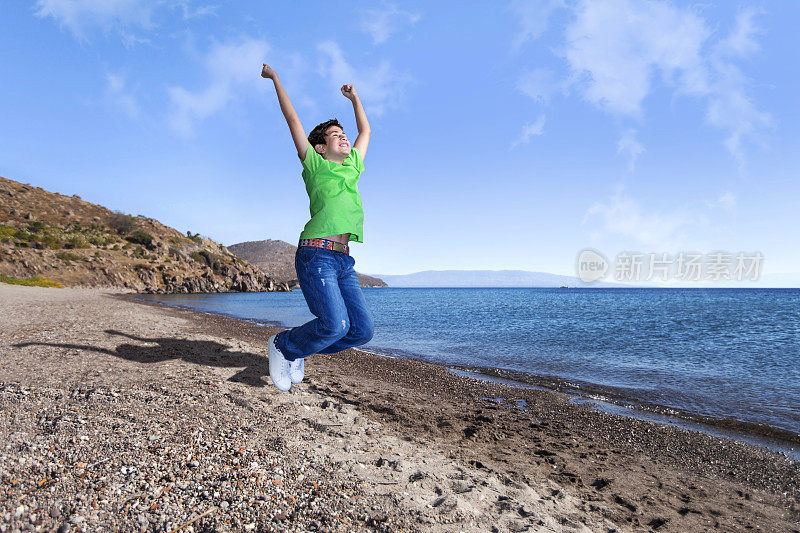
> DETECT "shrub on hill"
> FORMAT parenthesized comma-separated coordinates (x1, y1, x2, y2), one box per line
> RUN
(64, 235, 90, 249)
(126, 230, 154, 248)
(56, 251, 81, 262)
(190, 250, 226, 273)
(109, 212, 137, 235)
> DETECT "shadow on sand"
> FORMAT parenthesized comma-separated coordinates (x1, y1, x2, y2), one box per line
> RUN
(13, 329, 271, 387)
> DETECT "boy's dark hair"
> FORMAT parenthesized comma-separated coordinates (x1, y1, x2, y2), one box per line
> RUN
(308, 118, 342, 148)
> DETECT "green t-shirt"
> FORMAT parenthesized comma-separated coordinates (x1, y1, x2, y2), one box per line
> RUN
(298, 142, 365, 243)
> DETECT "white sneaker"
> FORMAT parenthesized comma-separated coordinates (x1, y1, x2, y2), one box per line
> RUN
(267, 333, 291, 392)
(289, 357, 305, 384)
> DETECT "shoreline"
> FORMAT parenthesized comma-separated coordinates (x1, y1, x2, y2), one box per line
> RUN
(2, 284, 799, 532)
(122, 292, 800, 518)
(446, 366, 800, 461)
(132, 294, 800, 461)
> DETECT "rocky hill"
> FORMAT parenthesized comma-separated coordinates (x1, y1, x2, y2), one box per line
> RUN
(0, 176, 290, 293)
(228, 239, 388, 289)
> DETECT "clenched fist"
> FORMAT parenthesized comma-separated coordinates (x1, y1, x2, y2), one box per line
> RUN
(261, 63, 277, 80)
(341, 84, 358, 101)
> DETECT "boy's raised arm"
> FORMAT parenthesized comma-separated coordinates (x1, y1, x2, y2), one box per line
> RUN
(262, 63, 308, 160)
(341, 84, 371, 159)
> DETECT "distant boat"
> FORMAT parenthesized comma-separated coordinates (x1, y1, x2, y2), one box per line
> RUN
(559, 285, 569, 289)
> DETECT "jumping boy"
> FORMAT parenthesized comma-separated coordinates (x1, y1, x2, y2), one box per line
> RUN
(260, 62, 374, 392)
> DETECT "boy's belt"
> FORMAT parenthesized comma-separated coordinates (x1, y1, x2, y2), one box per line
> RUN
(298, 238, 350, 255)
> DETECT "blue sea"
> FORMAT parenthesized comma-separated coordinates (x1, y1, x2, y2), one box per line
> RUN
(137, 287, 800, 440)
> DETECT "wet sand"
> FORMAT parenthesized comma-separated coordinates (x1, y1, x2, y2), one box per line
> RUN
(1, 284, 799, 532)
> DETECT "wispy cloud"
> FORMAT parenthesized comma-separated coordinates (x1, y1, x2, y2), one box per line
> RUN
(706, 191, 736, 210)
(516, 68, 561, 104)
(104, 72, 140, 119)
(511, 0, 772, 168)
(316, 41, 412, 118)
(704, 8, 772, 168)
(358, 2, 421, 45)
(583, 186, 695, 251)
(507, 0, 565, 48)
(167, 36, 269, 136)
(35, 0, 161, 40)
(617, 129, 644, 172)
(35, 0, 215, 42)
(716, 7, 763, 58)
(509, 115, 546, 150)
(583, 185, 742, 251)
(563, 0, 709, 117)
(179, 1, 218, 20)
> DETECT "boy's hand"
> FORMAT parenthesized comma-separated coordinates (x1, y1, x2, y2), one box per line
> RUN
(261, 63, 277, 80)
(341, 84, 358, 101)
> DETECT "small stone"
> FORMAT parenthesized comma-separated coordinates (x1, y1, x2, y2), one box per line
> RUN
(507, 521, 528, 532)
(519, 504, 536, 517)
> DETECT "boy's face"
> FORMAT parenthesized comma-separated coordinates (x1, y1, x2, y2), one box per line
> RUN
(319, 126, 350, 158)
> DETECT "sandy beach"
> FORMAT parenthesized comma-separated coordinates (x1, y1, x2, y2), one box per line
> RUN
(1, 285, 798, 532)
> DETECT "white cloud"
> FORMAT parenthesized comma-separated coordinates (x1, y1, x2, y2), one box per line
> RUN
(563, 0, 709, 117)
(704, 8, 772, 168)
(707, 191, 736, 210)
(167, 36, 269, 136)
(617, 129, 644, 172)
(358, 2, 420, 45)
(717, 8, 763, 58)
(507, 0, 565, 48)
(316, 41, 412, 118)
(583, 186, 695, 251)
(105, 72, 139, 119)
(704, 77, 772, 168)
(35, 0, 215, 41)
(512, 0, 771, 167)
(584, 186, 743, 254)
(516, 68, 561, 103)
(179, 1, 218, 20)
(35, 0, 161, 40)
(509, 115, 546, 150)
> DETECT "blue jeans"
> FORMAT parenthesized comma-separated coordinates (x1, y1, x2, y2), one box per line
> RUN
(274, 245, 374, 361)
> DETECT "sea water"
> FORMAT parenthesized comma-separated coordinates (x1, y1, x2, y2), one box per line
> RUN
(137, 287, 800, 437)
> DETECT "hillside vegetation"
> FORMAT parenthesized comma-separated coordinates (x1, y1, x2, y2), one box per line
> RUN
(0, 176, 289, 293)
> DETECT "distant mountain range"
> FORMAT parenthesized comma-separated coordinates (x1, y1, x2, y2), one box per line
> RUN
(361, 270, 800, 288)
(361, 269, 620, 288)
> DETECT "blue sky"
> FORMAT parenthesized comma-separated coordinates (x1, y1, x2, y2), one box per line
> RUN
(1, 1, 798, 284)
